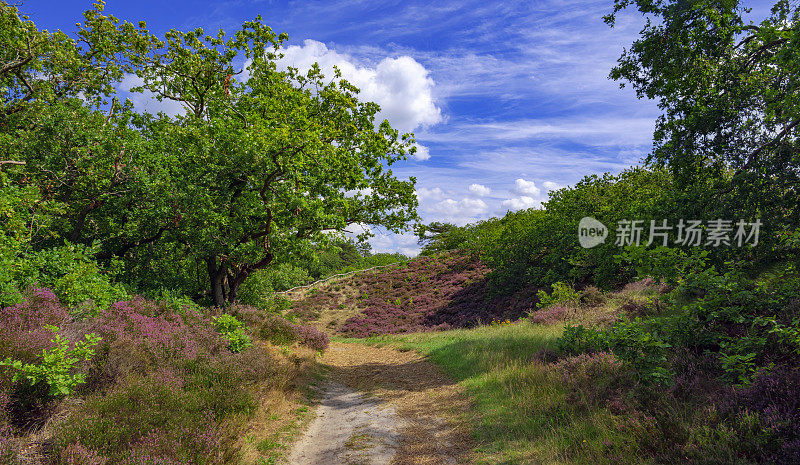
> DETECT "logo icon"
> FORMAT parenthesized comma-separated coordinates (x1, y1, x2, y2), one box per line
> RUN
(578, 217, 608, 249)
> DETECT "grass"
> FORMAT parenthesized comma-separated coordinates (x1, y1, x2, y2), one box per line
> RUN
(337, 321, 651, 465)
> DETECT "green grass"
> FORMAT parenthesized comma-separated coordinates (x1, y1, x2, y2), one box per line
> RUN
(336, 322, 651, 464)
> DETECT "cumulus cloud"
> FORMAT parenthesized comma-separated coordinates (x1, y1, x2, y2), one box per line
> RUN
(426, 197, 489, 226)
(411, 143, 431, 161)
(415, 186, 446, 201)
(278, 40, 442, 133)
(513, 178, 541, 197)
(502, 196, 539, 210)
(468, 183, 491, 196)
(542, 181, 561, 190)
(368, 230, 421, 256)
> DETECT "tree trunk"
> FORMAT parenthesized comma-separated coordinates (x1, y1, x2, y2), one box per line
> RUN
(207, 253, 275, 305)
(207, 257, 226, 307)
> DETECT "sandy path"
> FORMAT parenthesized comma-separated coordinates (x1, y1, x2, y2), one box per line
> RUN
(286, 343, 473, 465)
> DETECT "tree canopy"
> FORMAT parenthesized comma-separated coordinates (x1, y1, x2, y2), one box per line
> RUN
(1, 1, 418, 305)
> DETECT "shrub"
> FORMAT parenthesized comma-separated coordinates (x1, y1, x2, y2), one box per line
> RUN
(56, 373, 235, 465)
(603, 317, 672, 385)
(8, 244, 128, 312)
(551, 351, 632, 410)
(259, 315, 297, 346)
(557, 325, 606, 355)
(212, 314, 252, 353)
(536, 282, 581, 308)
(258, 316, 329, 351)
(0, 326, 101, 397)
(580, 285, 606, 306)
(95, 297, 222, 371)
(0, 287, 69, 362)
(530, 305, 570, 325)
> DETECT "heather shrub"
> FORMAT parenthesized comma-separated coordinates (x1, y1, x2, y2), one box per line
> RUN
(580, 285, 606, 306)
(0, 288, 69, 363)
(293, 324, 329, 352)
(530, 304, 570, 325)
(227, 303, 267, 328)
(259, 315, 297, 346)
(0, 326, 101, 397)
(59, 442, 108, 465)
(618, 295, 665, 318)
(94, 297, 222, 370)
(258, 315, 328, 351)
(56, 372, 239, 465)
(728, 366, 800, 464)
(551, 351, 631, 410)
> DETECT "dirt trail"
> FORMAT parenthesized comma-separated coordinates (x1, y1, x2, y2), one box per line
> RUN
(286, 342, 473, 465)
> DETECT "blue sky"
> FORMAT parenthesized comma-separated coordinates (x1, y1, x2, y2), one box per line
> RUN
(21, 0, 770, 255)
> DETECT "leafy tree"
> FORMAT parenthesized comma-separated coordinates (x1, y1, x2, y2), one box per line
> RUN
(605, 0, 800, 248)
(1, 3, 419, 305)
(128, 18, 418, 305)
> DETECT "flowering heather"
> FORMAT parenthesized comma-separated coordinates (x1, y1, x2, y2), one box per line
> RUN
(95, 297, 222, 365)
(0, 423, 13, 462)
(731, 366, 800, 464)
(259, 315, 329, 351)
(292, 324, 329, 351)
(0, 287, 69, 361)
(530, 305, 570, 325)
(293, 252, 531, 337)
(122, 420, 221, 465)
(60, 442, 108, 465)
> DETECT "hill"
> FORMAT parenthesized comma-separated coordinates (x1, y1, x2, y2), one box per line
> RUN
(285, 251, 538, 337)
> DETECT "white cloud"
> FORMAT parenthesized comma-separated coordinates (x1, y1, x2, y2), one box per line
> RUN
(502, 196, 539, 210)
(411, 143, 431, 161)
(415, 186, 446, 201)
(368, 229, 421, 256)
(543, 181, 561, 190)
(514, 178, 541, 197)
(278, 40, 442, 132)
(427, 197, 489, 226)
(468, 183, 491, 196)
(118, 74, 185, 117)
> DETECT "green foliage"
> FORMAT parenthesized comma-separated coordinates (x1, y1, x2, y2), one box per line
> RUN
(602, 317, 672, 385)
(606, 0, 800, 257)
(0, 326, 101, 396)
(5, 242, 128, 311)
(536, 282, 581, 308)
(238, 263, 311, 308)
(212, 314, 252, 353)
(557, 325, 605, 355)
(419, 167, 676, 294)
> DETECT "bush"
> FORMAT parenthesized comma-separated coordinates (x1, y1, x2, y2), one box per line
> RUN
(0, 326, 101, 397)
(536, 281, 581, 308)
(212, 314, 252, 353)
(259, 315, 329, 351)
(8, 243, 128, 312)
(557, 325, 606, 355)
(238, 263, 311, 308)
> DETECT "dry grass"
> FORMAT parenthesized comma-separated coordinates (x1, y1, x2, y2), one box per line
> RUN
(320, 342, 476, 465)
(235, 343, 321, 465)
